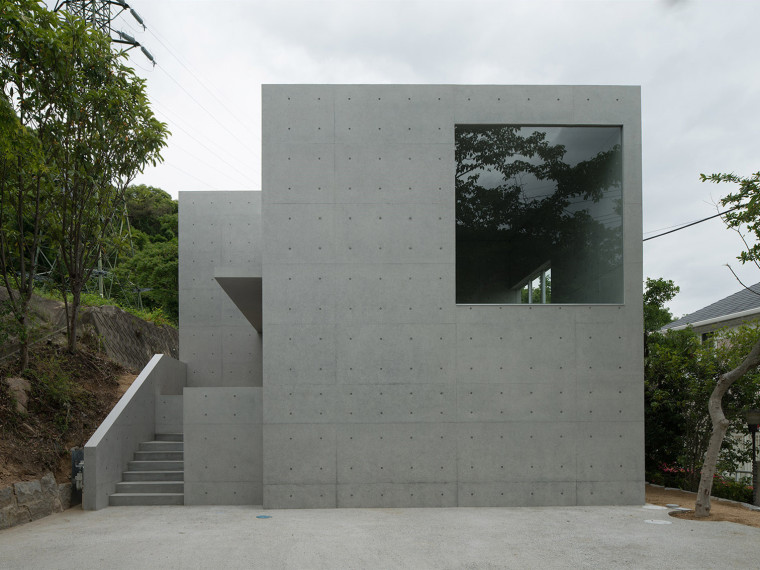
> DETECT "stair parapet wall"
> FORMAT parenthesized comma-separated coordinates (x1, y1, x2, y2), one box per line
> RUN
(83, 354, 186, 510)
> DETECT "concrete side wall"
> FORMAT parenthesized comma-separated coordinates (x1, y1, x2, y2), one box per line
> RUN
(261, 84, 643, 508)
(83, 355, 186, 510)
(179, 191, 264, 504)
(183, 388, 263, 505)
(156, 395, 183, 434)
(179, 191, 263, 388)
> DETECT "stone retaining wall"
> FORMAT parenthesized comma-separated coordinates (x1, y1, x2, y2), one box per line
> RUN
(0, 473, 72, 530)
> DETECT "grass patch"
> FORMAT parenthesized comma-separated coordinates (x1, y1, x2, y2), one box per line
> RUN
(33, 287, 176, 328)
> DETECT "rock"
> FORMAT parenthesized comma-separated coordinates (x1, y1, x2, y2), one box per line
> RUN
(3, 377, 31, 414)
(1, 475, 72, 529)
(0, 508, 10, 530)
(13, 480, 41, 506)
(0, 485, 14, 508)
(0, 506, 31, 530)
(58, 483, 72, 510)
(27, 499, 53, 521)
(40, 472, 58, 497)
(80, 305, 178, 371)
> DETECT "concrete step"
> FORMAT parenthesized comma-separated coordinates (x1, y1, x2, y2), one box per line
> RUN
(139, 441, 183, 452)
(122, 470, 184, 482)
(155, 433, 183, 442)
(115, 481, 184, 494)
(128, 460, 184, 471)
(109, 493, 184, 506)
(134, 451, 184, 461)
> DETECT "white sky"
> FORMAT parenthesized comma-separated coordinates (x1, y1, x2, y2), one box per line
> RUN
(49, 0, 760, 319)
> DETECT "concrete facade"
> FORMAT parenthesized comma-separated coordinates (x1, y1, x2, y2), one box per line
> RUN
(178, 84, 643, 508)
(178, 192, 263, 505)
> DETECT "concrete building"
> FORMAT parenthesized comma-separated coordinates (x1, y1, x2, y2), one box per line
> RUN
(85, 84, 644, 510)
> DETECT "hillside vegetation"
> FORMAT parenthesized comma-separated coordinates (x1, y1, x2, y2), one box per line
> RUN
(0, 339, 125, 487)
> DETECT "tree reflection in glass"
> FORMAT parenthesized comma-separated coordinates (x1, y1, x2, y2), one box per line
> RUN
(455, 125, 623, 304)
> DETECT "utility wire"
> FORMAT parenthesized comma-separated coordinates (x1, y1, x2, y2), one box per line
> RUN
(115, 16, 254, 186)
(153, 104, 252, 183)
(145, 26, 258, 132)
(165, 138, 251, 188)
(643, 205, 743, 242)
(156, 62, 256, 160)
(163, 162, 216, 190)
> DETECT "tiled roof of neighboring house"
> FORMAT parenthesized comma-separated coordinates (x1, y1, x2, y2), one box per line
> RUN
(662, 282, 760, 330)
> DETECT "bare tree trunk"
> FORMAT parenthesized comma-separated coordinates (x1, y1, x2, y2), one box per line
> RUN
(66, 287, 80, 353)
(695, 337, 760, 517)
(18, 312, 28, 370)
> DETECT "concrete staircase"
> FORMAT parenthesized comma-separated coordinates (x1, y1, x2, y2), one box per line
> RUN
(109, 433, 184, 506)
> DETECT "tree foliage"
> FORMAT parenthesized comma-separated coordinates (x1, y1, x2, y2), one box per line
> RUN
(0, 0, 59, 367)
(113, 185, 178, 322)
(124, 184, 177, 236)
(704, 171, 760, 266)
(0, 1, 169, 355)
(644, 278, 760, 493)
(689, 171, 760, 515)
(644, 277, 679, 334)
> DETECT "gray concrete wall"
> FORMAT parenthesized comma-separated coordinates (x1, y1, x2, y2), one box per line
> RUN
(261, 84, 643, 508)
(83, 354, 186, 510)
(179, 191, 262, 388)
(183, 388, 263, 505)
(178, 191, 264, 504)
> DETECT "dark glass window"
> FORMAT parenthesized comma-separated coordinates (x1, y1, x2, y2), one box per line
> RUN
(456, 125, 623, 304)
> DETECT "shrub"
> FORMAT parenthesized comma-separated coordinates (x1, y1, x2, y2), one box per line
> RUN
(712, 474, 753, 504)
(649, 464, 754, 504)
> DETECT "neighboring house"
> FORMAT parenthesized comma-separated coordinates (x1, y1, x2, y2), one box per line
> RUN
(662, 282, 760, 342)
(85, 84, 644, 510)
(661, 283, 760, 481)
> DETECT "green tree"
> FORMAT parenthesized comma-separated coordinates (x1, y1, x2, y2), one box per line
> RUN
(1, 2, 169, 353)
(644, 277, 679, 334)
(34, 11, 169, 352)
(0, 0, 60, 369)
(124, 184, 177, 236)
(692, 171, 760, 516)
(113, 185, 178, 322)
(115, 236, 178, 322)
(644, 278, 760, 491)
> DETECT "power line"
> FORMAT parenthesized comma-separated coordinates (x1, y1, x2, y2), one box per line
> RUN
(164, 139, 251, 188)
(145, 26, 258, 133)
(643, 206, 743, 242)
(163, 162, 216, 190)
(152, 104, 252, 184)
(155, 62, 256, 159)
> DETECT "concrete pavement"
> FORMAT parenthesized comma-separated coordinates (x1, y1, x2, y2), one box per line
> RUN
(1, 503, 759, 569)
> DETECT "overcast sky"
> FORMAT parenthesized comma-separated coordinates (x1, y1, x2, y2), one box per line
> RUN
(52, 0, 760, 319)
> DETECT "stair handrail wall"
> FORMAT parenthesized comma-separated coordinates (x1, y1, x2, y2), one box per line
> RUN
(83, 354, 187, 510)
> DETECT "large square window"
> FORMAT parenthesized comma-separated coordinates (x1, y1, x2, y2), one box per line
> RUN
(455, 125, 623, 304)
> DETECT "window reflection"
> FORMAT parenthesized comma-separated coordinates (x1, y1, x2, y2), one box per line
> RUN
(455, 125, 623, 304)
